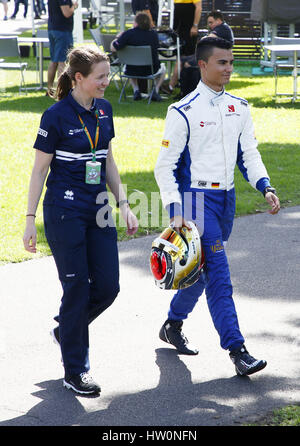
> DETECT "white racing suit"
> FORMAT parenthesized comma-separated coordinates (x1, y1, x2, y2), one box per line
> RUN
(154, 81, 271, 350)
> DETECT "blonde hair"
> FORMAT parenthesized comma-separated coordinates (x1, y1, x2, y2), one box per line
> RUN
(54, 45, 110, 101)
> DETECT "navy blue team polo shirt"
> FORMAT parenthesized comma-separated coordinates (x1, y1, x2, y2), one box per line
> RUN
(112, 26, 160, 76)
(34, 90, 114, 213)
(211, 22, 234, 44)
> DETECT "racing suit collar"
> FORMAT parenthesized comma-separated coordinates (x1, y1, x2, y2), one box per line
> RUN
(198, 81, 225, 106)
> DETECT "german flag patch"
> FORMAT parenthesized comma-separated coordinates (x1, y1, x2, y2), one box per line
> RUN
(211, 183, 220, 188)
(162, 140, 170, 148)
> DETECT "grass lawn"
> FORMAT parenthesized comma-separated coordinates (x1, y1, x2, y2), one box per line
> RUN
(0, 48, 300, 264)
(249, 404, 300, 426)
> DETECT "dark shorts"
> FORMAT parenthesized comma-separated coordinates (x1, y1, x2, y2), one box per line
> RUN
(49, 30, 73, 63)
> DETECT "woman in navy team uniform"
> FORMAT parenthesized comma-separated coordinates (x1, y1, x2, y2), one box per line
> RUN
(23, 46, 138, 396)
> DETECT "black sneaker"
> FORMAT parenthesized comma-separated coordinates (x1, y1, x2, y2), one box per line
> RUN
(159, 319, 199, 355)
(133, 90, 142, 101)
(230, 345, 267, 376)
(63, 372, 101, 395)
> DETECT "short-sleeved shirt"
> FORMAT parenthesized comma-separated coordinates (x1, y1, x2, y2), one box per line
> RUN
(34, 91, 115, 213)
(211, 22, 234, 44)
(48, 0, 74, 33)
(131, 0, 151, 11)
(112, 26, 160, 76)
(131, 0, 159, 22)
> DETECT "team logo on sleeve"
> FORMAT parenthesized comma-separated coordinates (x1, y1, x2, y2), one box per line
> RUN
(162, 140, 170, 147)
(37, 128, 48, 138)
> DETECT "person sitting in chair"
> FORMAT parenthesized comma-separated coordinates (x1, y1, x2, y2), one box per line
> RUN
(206, 9, 234, 44)
(111, 11, 166, 102)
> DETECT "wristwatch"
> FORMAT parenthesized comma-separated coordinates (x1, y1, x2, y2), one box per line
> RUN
(116, 199, 129, 208)
(263, 187, 276, 196)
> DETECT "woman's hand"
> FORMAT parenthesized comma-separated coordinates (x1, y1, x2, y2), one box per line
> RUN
(120, 203, 139, 235)
(23, 218, 37, 253)
(22, 150, 52, 253)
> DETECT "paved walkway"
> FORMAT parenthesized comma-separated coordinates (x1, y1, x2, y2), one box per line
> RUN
(0, 5, 47, 36)
(1, 12, 300, 429)
(0, 206, 300, 426)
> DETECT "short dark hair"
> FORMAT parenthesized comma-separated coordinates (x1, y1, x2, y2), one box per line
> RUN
(195, 37, 232, 62)
(135, 11, 151, 30)
(207, 9, 224, 21)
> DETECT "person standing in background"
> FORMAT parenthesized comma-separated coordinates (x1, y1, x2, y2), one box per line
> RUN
(10, 0, 29, 19)
(131, 0, 158, 27)
(160, 0, 202, 96)
(173, 0, 202, 56)
(1, 0, 8, 20)
(47, 0, 78, 95)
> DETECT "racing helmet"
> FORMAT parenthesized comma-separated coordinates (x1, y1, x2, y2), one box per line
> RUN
(150, 221, 204, 290)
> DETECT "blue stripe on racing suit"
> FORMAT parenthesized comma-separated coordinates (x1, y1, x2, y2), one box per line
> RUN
(167, 188, 245, 351)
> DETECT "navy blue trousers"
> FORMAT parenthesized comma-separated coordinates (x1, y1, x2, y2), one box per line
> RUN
(168, 189, 245, 351)
(43, 205, 119, 376)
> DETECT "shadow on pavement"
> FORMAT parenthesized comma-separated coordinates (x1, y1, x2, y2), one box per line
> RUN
(1, 348, 299, 427)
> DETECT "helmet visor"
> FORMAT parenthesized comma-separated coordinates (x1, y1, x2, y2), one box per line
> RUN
(150, 250, 167, 280)
(158, 227, 187, 251)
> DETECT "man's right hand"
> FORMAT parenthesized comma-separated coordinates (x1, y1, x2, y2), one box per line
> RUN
(170, 215, 191, 233)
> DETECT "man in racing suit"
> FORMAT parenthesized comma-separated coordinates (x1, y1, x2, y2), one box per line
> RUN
(154, 37, 280, 376)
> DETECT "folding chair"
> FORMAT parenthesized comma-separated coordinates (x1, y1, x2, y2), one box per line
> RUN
(0, 37, 28, 93)
(89, 28, 121, 89)
(89, 27, 102, 47)
(272, 37, 300, 97)
(117, 45, 162, 104)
